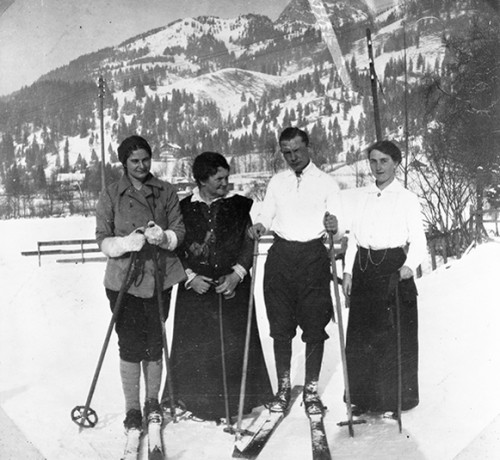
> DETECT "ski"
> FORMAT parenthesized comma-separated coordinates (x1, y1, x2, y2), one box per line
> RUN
(121, 428, 142, 460)
(308, 413, 331, 460)
(233, 409, 284, 457)
(147, 413, 165, 460)
(232, 386, 302, 458)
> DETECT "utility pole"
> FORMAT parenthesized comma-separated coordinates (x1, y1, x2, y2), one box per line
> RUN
(98, 76, 106, 191)
(403, 22, 410, 188)
(366, 29, 382, 141)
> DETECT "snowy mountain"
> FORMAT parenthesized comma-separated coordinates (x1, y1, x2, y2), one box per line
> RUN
(41, 13, 307, 87)
(0, 0, 491, 223)
(40, 1, 371, 87)
(163, 68, 286, 118)
(276, 0, 372, 38)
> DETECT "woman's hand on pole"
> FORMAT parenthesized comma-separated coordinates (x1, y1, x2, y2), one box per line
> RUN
(215, 272, 240, 297)
(342, 273, 352, 300)
(123, 228, 146, 252)
(191, 275, 214, 295)
(324, 212, 338, 234)
(399, 265, 413, 280)
(145, 221, 168, 246)
(100, 228, 145, 257)
(248, 223, 266, 240)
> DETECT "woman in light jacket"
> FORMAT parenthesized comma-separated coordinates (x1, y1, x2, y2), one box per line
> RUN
(95, 135, 185, 431)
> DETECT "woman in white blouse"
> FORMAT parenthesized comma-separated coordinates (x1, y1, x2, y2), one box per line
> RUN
(341, 140, 427, 417)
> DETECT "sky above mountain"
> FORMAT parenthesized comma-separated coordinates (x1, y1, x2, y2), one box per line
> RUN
(0, 0, 393, 96)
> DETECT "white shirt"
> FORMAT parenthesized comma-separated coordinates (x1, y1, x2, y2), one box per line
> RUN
(343, 179, 427, 275)
(254, 162, 343, 242)
(190, 186, 224, 205)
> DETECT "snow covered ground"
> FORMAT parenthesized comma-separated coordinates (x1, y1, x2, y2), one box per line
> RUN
(1, 215, 500, 459)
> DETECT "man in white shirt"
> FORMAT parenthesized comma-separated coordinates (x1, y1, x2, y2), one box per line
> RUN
(248, 127, 342, 416)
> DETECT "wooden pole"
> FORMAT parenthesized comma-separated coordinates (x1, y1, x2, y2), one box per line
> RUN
(366, 29, 382, 141)
(98, 76, 106, 191)
(236, 238, 260, 440)
(403, 21, 410, 188)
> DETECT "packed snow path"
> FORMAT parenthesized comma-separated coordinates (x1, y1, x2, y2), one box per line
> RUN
(1, 216, 500, 459)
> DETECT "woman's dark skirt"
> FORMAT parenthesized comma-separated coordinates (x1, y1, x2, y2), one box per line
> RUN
(170, 277, 272, 420)
(346, 246, 419, 413)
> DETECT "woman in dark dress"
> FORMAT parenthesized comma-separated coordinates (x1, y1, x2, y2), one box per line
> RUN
(341, 140, 427, 416)
(170, 151, 272, 421)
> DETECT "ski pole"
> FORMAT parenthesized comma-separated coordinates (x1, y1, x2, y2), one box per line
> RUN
(329, 233, 365, 436)
(235, 238, 260, 441)
(71, 251, 138, 429)
(218, 290, 235, 434)
(391, 272, 403, 433)
(151, 246, 177, 423)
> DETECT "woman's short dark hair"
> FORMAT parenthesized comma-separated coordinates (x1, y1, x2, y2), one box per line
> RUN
(279, 127, 309, 146)
(117, 135, 152, 166)
(192, 151, 230, 185)
(367, 140, 402, 164)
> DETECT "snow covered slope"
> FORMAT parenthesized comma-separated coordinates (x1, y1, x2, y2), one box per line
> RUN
(1, 216, 499, 459)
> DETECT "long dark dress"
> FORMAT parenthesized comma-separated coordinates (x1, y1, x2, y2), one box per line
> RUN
(346, 246, 419, 413)
(170, 193, 272, 420)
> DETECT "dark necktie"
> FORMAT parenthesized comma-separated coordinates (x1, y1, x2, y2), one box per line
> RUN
(295, 170, 302, 188)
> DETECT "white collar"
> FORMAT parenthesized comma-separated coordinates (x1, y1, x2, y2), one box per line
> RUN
(288, 161, 316, 177)
(368, 178, 403, 194)
(191, 186, 233, 204)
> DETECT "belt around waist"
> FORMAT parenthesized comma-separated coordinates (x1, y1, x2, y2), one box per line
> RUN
(358, 246, 404, 254)
(274, 235, 323, 246)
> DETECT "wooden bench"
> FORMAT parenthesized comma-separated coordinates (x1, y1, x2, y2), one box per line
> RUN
(21, 239, 106, 266)
(21, 235, 345, 267)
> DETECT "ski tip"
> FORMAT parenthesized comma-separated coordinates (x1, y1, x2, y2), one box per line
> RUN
(232, 446, 248, 459)
(232, 444, 259, 459)
(148, 446, 165, 460)
(234, 440, 251, 454)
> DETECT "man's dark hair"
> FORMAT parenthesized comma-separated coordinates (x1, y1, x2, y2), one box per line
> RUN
(192, 151, 230, 186)
(367, 140, 402, 165)
(279, 127, 309, 146)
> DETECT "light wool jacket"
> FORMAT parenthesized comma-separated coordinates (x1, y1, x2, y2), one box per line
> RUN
(96, 173, 186, 298)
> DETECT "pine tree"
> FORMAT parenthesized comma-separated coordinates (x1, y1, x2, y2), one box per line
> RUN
(4, 163, 22, 196)
(135, 81, 147, 100)
(1, 133, 16, 167)
(35, 163, 47, 190)
(108, 143, 118, 163)
(63, 138, 70, 173)
(90, 149, 99, 164)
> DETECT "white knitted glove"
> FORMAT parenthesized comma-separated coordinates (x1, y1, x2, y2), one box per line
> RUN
(122, 228, 147, 251)
(101, 228, 146, 257)
(145, 221, 168, 246)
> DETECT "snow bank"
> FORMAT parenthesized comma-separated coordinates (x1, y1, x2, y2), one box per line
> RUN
(1, 216, 499, 459)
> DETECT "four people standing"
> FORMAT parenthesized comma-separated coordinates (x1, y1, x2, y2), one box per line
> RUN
(96, 132, 425, 434)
